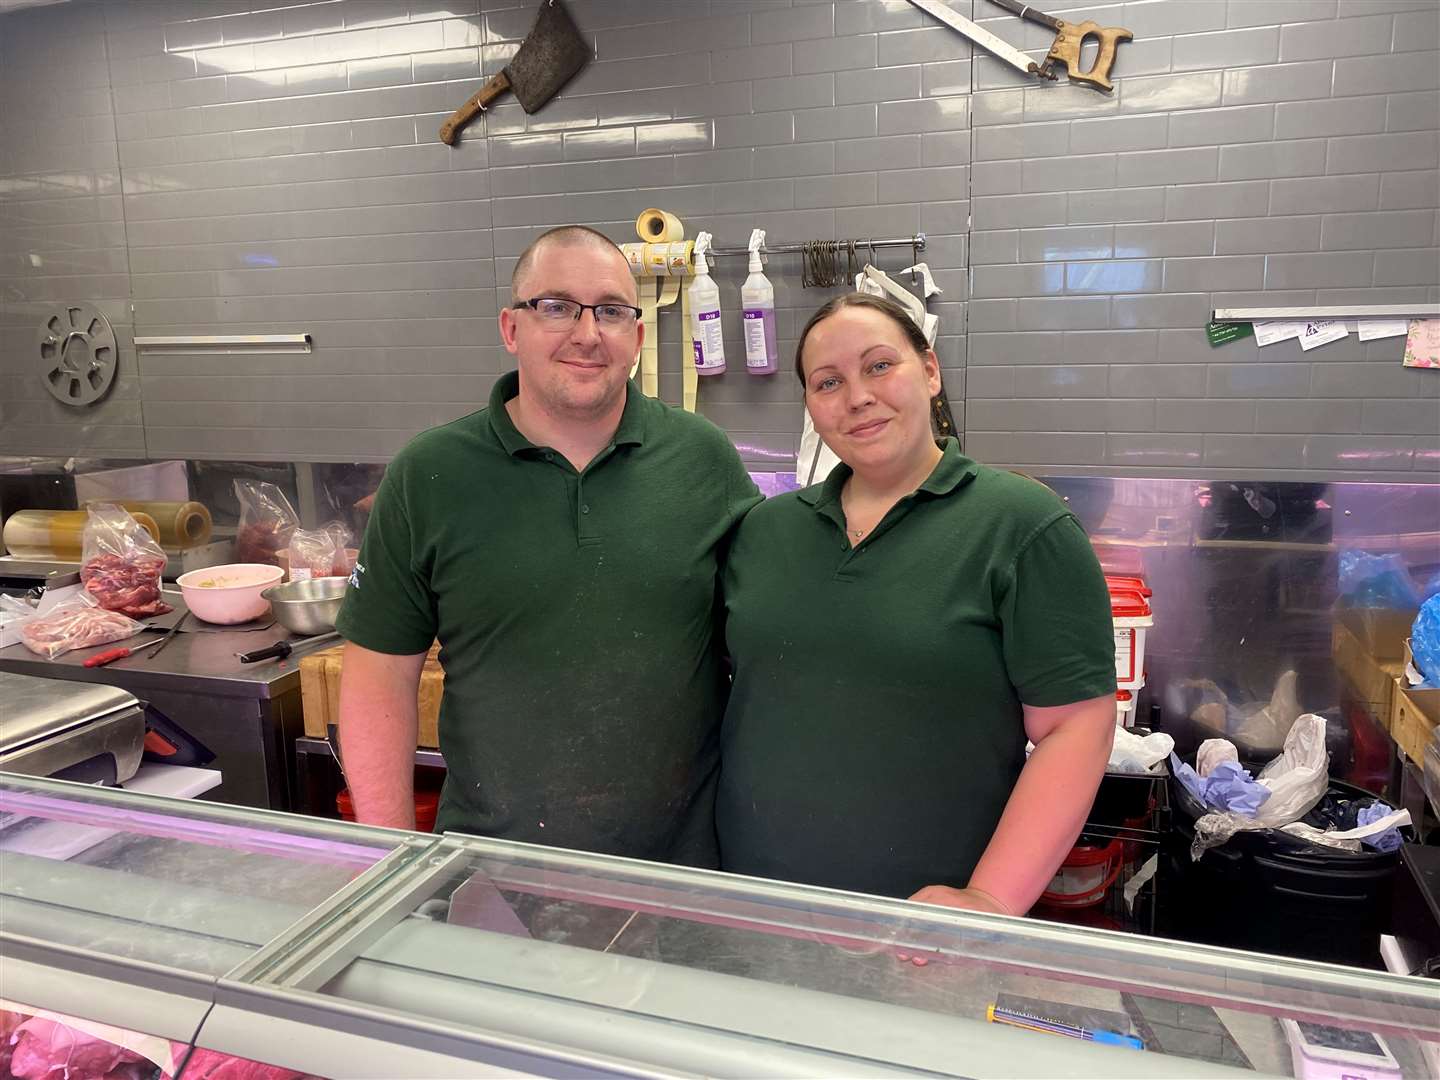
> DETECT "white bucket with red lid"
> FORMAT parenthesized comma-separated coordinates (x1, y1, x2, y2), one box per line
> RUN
(1109, 579, 1153, 694)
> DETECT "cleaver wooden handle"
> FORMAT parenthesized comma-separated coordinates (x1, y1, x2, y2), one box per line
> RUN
(439, 70, 512, 145)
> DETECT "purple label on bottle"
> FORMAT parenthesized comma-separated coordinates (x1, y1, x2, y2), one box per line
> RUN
(693, 341, 704, 367)
(698, 310, 721, 322)
(744, 311, 763, 320)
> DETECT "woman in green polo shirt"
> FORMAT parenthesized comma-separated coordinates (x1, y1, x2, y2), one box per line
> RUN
(717, 293, 1117, 916)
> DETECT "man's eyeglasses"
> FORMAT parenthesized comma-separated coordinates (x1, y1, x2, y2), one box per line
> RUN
(513, 297, 642, 330)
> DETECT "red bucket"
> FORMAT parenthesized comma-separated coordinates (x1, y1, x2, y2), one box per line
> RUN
(1038, 836, 1124, 909)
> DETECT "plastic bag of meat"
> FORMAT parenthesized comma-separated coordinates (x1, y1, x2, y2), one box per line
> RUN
(234, 480, 299, 567)
(10, 1016, 146, 1079)
(324, 521, 354, 576)
(285, 521, 353, 581)
(80, 503, 172, 617)
(20, 592, 145, 659)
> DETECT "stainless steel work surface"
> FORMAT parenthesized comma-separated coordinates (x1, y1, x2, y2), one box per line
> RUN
(0, 670, 138, 750)
(0, 618, 328, 700)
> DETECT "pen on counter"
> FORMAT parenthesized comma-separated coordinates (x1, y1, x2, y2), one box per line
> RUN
(987, 1003, 1144, 1050)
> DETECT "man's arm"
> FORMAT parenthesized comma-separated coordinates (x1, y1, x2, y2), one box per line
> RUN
(337, 641, 429, 830)
(910, 694, 1115, 916)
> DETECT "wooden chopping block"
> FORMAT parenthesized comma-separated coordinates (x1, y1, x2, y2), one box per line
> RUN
(300, 642, 444, 748)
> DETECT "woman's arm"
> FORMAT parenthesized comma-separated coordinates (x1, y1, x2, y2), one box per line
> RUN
(909, 694, 1115, 916)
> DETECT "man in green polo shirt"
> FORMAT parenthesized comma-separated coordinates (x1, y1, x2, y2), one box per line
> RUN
(335, 225, 760, 866)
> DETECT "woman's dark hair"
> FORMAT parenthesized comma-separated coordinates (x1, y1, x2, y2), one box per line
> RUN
(794, 292, 930, 386)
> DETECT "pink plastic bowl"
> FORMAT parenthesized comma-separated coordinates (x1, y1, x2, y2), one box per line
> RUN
(177, 563, 284, 625)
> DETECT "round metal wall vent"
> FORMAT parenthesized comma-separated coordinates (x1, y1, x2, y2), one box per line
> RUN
(37, 303, 117, 407)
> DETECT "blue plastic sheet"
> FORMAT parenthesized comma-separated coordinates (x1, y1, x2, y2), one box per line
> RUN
(1411, 594, 1440, 689)
(1337, 551, 1420, 610)
(1171, 755, 1271, 817)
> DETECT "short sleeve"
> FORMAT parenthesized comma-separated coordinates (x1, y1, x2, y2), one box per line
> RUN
(723, 443, 764, 535)
(334, 463, 437, 655)
(999, 513, 1117, 707)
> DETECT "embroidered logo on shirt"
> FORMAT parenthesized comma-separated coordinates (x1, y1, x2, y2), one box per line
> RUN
(349, 561, 365, 590)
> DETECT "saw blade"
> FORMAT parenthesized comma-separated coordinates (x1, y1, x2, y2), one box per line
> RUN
(905, 0, 1041, 76)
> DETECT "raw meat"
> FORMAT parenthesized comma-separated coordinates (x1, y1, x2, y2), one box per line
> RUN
(236, 521, 292, 566)
(9, 1017, 145, 1079)
(20, 598, 143, 659)
(1, 1009, 26, 1076)
(81, 552, 171, 617)
(171, 1046, 312, 1079)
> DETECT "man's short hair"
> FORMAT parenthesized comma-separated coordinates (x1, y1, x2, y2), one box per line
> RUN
(510, 225, 628, 302)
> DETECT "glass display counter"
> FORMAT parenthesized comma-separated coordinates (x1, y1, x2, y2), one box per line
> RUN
(2, 771, 1436, 1078)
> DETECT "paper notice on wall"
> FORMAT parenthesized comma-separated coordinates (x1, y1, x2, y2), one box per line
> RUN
(1357, 319, 1410, 341)
(1402, 319, 1440, 369)
(1298, 319, 1348, 351)
(1253, 320, 1302, 346)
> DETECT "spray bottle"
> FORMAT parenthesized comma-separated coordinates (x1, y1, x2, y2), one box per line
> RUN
(741, 228, 779, 375)
(688, 232, 725, 375)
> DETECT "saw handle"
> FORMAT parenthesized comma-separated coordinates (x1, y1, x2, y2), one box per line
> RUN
(439, 70, 512, 145)
(1046, 20, 1132, 92)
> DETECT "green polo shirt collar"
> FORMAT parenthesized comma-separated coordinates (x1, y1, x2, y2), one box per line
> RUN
(798, 437, 980, 511)
(487, 370, 649, 457)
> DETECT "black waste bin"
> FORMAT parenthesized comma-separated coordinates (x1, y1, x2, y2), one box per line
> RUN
(1159, 777, 1402, 969)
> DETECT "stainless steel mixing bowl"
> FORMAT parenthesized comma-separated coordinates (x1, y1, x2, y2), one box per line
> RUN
(260, 576, 347, 636)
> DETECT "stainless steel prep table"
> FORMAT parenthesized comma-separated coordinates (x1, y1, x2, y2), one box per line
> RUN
(0, 620, 327, 811)
(2, 771, 1437, 1078)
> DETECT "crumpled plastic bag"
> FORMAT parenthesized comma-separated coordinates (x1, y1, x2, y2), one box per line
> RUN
(1189, 714, 1329, 858)
(1107, 727, 1173, 774)
(285, 521, 353, 580)
(0, 593, 37, 637)
(1196, 738, 1239, 777)
(1410, 593, 1440, 689)
(1172, 754, 1270, 816)
(1338, 550, 1422, 609)
(1280, 805, 1410, 853)
(1187, 670, 1303, 757)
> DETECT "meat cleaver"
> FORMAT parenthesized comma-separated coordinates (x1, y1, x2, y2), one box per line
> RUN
(439, 0, 590, 145)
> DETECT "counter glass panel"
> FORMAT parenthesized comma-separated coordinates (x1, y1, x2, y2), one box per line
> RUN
(0, 772, 397, 976)
(299, 836, 1440, 1078)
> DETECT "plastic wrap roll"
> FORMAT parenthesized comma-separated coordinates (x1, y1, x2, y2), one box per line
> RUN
(109, 501, 213, 549)
(2, 510, 161, 561)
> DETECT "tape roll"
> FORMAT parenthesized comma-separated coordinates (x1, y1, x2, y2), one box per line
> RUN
(2, 509, 161, 561)
(111, 501, 213, 549)
(636, 208, 684, 243)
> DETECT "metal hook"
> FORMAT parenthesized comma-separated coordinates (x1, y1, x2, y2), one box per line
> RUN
(868, 238, 876, 266)
(911, 236, 920, 284)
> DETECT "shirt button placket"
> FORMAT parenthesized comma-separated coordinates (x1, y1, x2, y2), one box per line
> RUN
(576, 478, 592, 539)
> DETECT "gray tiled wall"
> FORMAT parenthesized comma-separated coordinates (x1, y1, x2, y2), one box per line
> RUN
(1, 0, 1437, 479)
